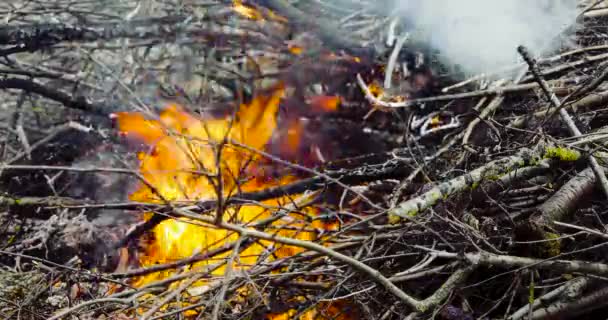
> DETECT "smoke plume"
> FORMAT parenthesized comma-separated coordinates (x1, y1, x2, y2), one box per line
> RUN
(392, 0, 578, 76)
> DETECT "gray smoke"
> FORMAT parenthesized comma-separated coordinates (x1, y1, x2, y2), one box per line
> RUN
(392, 0, 579, 76)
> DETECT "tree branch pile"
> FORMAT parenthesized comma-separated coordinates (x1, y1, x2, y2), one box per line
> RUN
(2, 0, 608, 319)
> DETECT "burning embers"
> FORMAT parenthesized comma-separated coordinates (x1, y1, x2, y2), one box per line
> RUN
(111, 83, 349, 317)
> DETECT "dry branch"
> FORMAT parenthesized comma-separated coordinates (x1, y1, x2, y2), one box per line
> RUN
(173, 206, 473, 313)
(357, 74, 583, 108)
(0, 78, 110, 114)
(0, 16, 183, 48)
(536, 168, 596, 226)
(423, 249, 608, 276)
(508, 277, 590, 320)
(389, 147, 537, 220)
(518, 45, 608, 198)
(527, 285, 608, 319)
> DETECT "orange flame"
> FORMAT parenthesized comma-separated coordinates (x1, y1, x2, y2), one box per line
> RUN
(308, 95, 341, 113)
(232, 0, 287, 23)
(113, 86, 350, 318)
(232, 0, 264, 20)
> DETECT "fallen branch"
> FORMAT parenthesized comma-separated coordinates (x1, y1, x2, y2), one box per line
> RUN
(0, 16, 184, 45)
(527, 285, 608, 319)
(508, 277, 589, 320)
(422, 249, 608, 277)
(0, 78, 110, 115)
(357, 74, 584, 108)
(388, 147, 538, 220)
(510, 89, 608, 128)
(535, 168, 596, 226)
(518, 45, 608, 199)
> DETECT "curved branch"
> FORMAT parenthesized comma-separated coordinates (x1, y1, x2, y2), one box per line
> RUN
(0, 78, 110, 115)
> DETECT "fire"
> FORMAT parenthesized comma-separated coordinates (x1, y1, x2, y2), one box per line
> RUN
(232, 0, 264, 21)
(113, 85, 350, 318)
(308, 95, 341, 113)
(232, 0, 287, 23)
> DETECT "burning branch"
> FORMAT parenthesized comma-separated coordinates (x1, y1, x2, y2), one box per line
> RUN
(171, 206, 476, 314)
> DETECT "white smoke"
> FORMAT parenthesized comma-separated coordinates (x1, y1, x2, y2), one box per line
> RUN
(393, 0, 579, 76)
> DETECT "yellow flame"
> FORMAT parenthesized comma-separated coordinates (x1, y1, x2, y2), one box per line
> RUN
(114, 85, 348, 318)
(232, 0, 263, 20)
(232, 0, 287, 23)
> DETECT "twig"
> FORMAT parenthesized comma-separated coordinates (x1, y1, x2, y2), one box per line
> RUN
(416, 265, 476, 312)
(386, 17, 399, 47)
(0, 250, 127, 286)
(509, 90, 608, 128)
(0, 121, 92, 176)
(48, 297, 137, 320)
(110, 238, 254, 278)
(420, 249, 608, 276)
(389, 130, 465, 208)
(173, 206, 420, 309)
(508, 277, 589, 320)
(0, 78, 110, 115)
(384, 33, 409, 89)
(462, 91, 505, 147)
(173, 206, 470, 313)
(442, 45, 608, 93)
(389, 261, 460, 283)
(553, 221, 608, 240)
(114, 150, 411, 248)
(518, 45, 608, 199)
(140, 264, 226, 318)
(0, 16, 184, 46)
(211, 237, 243, 320)
(526, 285, 608, 319)
(558, 62, 608, 106)
(357, 74, 581, 108)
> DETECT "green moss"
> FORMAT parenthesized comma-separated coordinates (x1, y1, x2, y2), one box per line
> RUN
(428, 190, 442, 202)
(470, 181, 480, 190)
(528, 278, 535, 304)
(389, 190, 445, 224)
(543, 232, 562, 257)
(390, 208, 419, 224)
(529, 155, 541, 165)
(487, 174, 501, 181)
(388, 213, 403, 225)
(544, 146, 581, 162)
